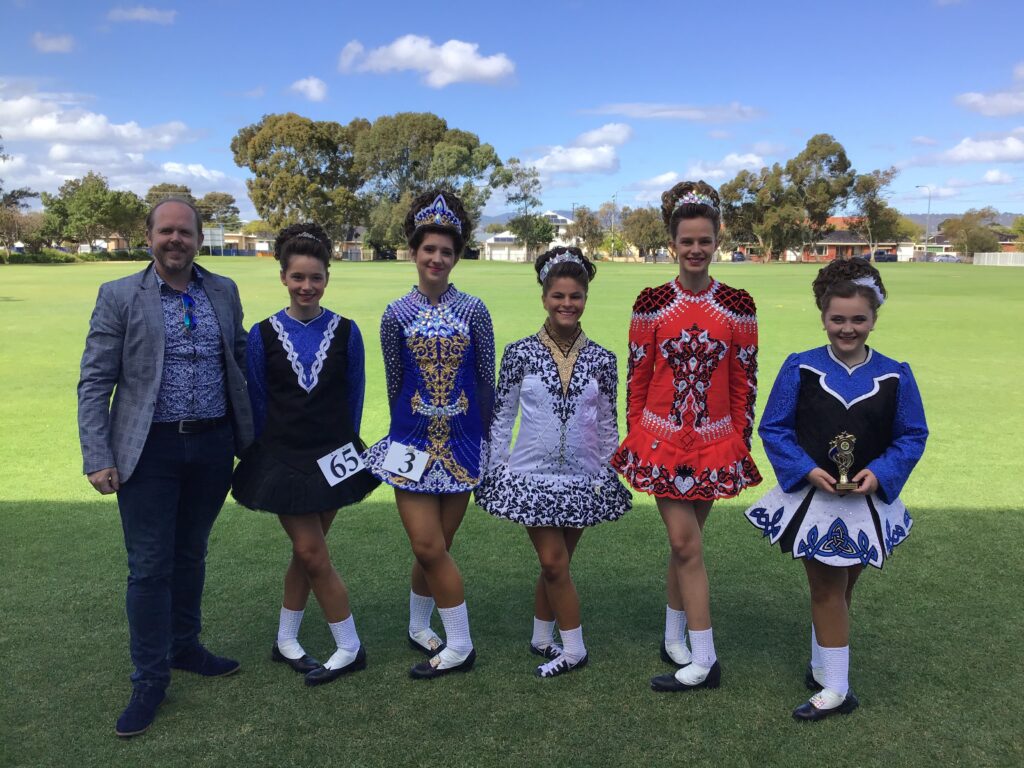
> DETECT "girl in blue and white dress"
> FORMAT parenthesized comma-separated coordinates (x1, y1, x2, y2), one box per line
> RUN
(231, 223, 379, 687)
(476, 247, 631, 678)
(363, 189, 494, 679)
(744, 257, 927, 720)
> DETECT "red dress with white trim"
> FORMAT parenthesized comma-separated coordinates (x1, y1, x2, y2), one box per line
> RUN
(611, 277, 762, 501)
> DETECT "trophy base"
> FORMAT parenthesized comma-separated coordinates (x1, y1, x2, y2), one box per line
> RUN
(834, 481, 859, 492)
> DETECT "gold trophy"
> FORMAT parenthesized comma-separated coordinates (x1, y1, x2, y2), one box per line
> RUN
(828, 431, 859, 492)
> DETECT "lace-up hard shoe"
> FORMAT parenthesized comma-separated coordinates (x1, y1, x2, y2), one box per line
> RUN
(115, 686, 166, 737)
(792, 688, 860, 721)
(535, 652, 589, 678)
(170, 644, 241, 677)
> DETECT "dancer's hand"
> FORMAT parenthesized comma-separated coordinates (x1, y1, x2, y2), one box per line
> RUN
(806, 468, 837, 494)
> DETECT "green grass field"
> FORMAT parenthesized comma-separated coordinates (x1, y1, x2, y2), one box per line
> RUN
(2, 258, 1022, 767)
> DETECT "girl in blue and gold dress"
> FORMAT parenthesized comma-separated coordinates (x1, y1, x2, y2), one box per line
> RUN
(364, 189, 494, 679)
(744, 257, 927, 720)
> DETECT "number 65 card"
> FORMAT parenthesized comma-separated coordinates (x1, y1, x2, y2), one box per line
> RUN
(381, 440, 429, 482)
(317, 442, 366, 487)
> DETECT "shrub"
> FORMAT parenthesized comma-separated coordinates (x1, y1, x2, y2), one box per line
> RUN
(7, 249, 77, 264)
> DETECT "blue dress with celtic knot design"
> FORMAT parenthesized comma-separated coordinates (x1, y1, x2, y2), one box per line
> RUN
(364, 285, 495, 494)
(744, 346, 928, 569)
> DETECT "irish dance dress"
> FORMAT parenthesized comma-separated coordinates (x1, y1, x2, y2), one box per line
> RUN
(364, 285, 495, 494)
(611, 278, 761, 500)
(231, 308, 380, 516)
(475, 326, 632, 527)
(744, 346, 928, 568)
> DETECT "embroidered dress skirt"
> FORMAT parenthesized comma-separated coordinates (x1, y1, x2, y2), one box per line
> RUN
(743, 484, 912, 569)
(232, 440, 379, 516)
(475, 465, 631, 528)
(612, 423, 761, 502)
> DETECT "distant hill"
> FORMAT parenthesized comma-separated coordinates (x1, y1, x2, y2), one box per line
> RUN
(901, 212, 1022, 228)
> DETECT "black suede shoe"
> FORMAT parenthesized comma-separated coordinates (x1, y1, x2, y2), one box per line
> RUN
(272, 643, 321, 674)
(409, 648, 477, 679)
(115, 686, 166, 738)
(408, 631, 446, 657)
(304, 646, 367, 687)
(170, 644, 240, 677)
(805, 662, 824, 691)
(650, 660, 721, 692)
(530, 642, 562, 660)
(792, 689, 860, 721)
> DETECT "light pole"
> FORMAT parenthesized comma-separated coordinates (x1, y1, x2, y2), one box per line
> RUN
(915, 185, 931, 260)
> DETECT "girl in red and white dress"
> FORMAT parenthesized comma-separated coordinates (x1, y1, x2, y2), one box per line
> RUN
(612, 180, 761, 692)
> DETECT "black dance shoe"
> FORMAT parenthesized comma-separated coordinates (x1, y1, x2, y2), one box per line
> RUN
(792, 688, 860, 721)
(408, 630, 445, 657)
(650, 660, 721, 692)
(535, 653, 589, 678)
(409, 648, 477, 680)
(660, 640, 692, 668)
(530, 642, 563, 660)
(272, 643, 321, 674)
(805, 662, 824, 691)
(304, 646, 367, 687)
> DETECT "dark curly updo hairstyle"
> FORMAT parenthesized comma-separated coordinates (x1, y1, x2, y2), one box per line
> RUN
(274, 222, 332, 271)
(534, 246, 597, 294)
(661, 180, 721, 240)
(404, 188, 471, 257)
(812, 256, 888, 315)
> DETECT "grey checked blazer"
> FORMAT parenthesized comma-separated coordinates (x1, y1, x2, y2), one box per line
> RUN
(78, 262, 255, 482)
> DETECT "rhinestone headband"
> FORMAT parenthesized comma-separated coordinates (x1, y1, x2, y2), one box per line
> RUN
(413, 194, 463, 234)
(292, 232, 324, 245)
(539, 251, 585, 283)
(852, 276, 885, 306)
(674, 190, 719, 212)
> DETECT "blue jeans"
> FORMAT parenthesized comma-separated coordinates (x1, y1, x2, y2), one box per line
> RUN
(116, 422, 234, 690)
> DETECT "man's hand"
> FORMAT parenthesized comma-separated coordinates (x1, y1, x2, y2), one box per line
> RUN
(87, 467, 121, 494)
(805, 467, 837, 494)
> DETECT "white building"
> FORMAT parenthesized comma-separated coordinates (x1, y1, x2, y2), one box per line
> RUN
(482, 211, 575, 262)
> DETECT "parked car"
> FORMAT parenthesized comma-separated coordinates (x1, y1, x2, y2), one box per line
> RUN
(731, 251, 746, 262)
(931, 254, 961, 263)
(873, 250, 897, 262)
(372, 248, 397, 261)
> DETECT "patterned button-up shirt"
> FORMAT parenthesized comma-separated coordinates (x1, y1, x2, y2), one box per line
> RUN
(152, 268, 228, 422)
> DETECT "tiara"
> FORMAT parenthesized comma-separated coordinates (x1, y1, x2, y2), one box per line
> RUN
(292, 232, 324, 245)
(539, 251, 585, 283)
(413, 194, 463, 234)
(673, 190, 719, 212)
(852, 276, 885, 306)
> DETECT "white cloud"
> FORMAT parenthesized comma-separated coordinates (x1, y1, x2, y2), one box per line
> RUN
(108, 6, 177, 24)
(339, 35, 514, 88)
(956, 90, 1024, 117)
(0, 91, 190, 149)
(941, 135, 1024, 163)
(289, 76, 327, 102)
(626, 171, 681, 202)
(912, 135, 939, 146)
(573, 123, 632, 148)
(32, 32, 74, 53)
(532, 145, 618, 174)
(686, 152, 763, 181)
(338, 41, 364, 72)
(162, 162, 227, 182)
(983, 168, 1014, 184)
(588, 102, 761, 122)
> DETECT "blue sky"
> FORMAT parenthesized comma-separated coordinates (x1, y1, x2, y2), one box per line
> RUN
(3, 0, 1024, 220)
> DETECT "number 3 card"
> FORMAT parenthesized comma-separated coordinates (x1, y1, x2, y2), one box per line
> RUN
(317, 442, 366, 487)
(381, 441, 429, 482)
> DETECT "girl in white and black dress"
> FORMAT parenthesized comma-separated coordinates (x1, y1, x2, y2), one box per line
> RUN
(231, 223, 379, 686)
(476, 247, 631, 677)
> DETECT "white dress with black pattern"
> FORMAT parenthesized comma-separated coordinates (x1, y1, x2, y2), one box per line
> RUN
(475, 328, 632, 527)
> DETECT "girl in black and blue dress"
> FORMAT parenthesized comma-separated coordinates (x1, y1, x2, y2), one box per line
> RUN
(744, 257, 927, 720)
(364, 189, 494, 679)
(232, 223, 379, 686)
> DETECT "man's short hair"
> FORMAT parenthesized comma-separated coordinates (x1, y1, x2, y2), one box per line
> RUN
(146, 197, 203, 235)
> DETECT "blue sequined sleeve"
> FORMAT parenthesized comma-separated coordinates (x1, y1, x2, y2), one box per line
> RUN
(380, 307, 404, 407)
(867, 361, 928, 504)
(345, 320, 366, 435)
(471, 299, 496, 430)
(758, 353, 818, 492)
(245, 324, 268, 438)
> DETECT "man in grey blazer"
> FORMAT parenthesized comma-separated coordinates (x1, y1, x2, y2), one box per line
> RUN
(78, 198, 254, 738)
